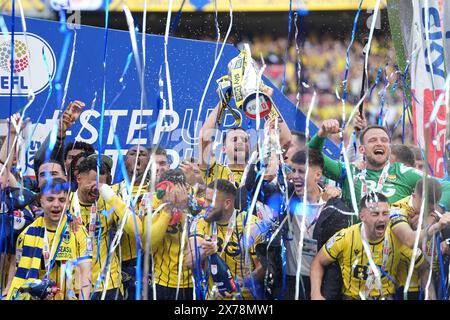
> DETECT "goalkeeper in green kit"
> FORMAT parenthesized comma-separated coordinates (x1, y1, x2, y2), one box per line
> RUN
(307, 118, 450, 212)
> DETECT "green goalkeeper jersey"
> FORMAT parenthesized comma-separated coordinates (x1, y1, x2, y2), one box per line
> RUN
(308, 134, 450, 211)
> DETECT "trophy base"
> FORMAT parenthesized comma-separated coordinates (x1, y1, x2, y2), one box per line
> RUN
(242, 92, 273, 120)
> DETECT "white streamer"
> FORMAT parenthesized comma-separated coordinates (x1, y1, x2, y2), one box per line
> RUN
(60, 31, 77, 111)
(424, 236, 435, 300)
(294, 90, 315, 300)
(364, 0, 381, 93)
(143, 160, 158, 300)
(175, 214, 190, 300)
(403, 196, 426, 299)
(192, 0, 233, 141)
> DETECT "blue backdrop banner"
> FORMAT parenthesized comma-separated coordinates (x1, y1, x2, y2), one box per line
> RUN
(0, 16, 338, 182)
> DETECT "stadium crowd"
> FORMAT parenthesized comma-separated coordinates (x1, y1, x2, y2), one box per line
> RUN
(246, 35, 410, 146)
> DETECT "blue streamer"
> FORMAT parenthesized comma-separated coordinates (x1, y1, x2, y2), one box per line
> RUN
(54, 11, 73, 107)
(169, 0, 187, 35)
(98, 0, 111, 189)
(108, 50, 134, 109)
(377, 64, 389, 126)
(113, 134, 142, 300)
(44, 212, 72, 279)
(5, 0, 16, 185)
(23, 47, 54, 174)
(369, 67, 383, 100)
(436, 234, 448, 300)
(337, 0, 364, 183)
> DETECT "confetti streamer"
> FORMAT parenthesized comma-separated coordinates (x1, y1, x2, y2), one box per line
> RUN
(340, 0, 364, 131)
(163, 0, 174, 115)
(294, 12, 302, 109)
(97, 0, 111, 193)
(169, 0, 187, 35)
(192, 0, 233, 141)
(424, 235, 436, 300)
(280, 0, 293, 94)
(213, 0, 220, 60)
(294, 90, 315, 300)
(403, 196, 427, 299)
(364, 0, 381, 94)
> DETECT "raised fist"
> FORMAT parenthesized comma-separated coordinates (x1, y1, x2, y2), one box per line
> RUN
(318, 119, 342, 138)
(60, 100, 85, 136)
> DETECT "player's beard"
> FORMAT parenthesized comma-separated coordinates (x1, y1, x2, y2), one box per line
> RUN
(366, 153, 389, 169)
(205, 208, 224, 223)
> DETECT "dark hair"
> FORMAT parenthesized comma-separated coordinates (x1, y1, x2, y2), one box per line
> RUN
(411, 146, 423, 161)
(222, 127, 248, 145)
(359, 125, 391, 144)
(291, 130, 306, 145)
(291, 150, 306, 165)
(126, 145, 150, 156)
(77, 156, 112, 184)
(38, 159, 66, 175)
(359, 192, 389, 211)
(290, 149, 324, 170)
(391, 144, 415, 167)
(414, 178, 442, 207)
(159, 169, 186, 185)
(40, 177, 70, 195)
(69, 152, 89, 179)
(64, 141, 95, 161)
(207, 179, 237, 198)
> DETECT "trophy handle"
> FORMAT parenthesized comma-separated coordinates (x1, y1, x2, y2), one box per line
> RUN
(264, 102, 286, 123)
(217, 76, 242, 126)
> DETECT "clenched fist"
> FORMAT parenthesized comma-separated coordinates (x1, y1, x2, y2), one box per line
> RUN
(318, 119, 342, 138)
(59, 100, 85, 138)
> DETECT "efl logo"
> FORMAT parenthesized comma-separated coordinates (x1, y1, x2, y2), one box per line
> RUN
(0, 33, 56, 97)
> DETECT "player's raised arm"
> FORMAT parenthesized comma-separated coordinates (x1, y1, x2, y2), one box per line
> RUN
(307, 119, 344, 182)
(310, 247, 335, 300)
(34, 100, 85, 175)
(199, 101, 221, 168)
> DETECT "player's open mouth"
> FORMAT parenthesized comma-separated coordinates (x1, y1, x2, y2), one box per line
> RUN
(294, 181, 304, 189)
(89, 191, 99, 199)
(374, 148, 385, 155)
(375, 224, 386, 232)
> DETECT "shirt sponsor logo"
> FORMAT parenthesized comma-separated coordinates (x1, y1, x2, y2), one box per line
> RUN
(387, 174, 397, 182)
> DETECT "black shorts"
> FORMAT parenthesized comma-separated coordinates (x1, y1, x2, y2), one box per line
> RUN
(91, 288, 123, 300)
(148, 284, 194, 300)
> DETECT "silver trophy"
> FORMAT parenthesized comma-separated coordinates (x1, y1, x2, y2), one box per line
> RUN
(222, 44, 276, 120)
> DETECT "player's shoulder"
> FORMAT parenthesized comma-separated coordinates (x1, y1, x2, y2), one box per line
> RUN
(235, 210, 253, 227)
(328, 223, 355, 244)
(390, 196, 412, 213)
(200, 158, 217, 172)
(73, 223, 89, 239)
(22, 216, 45, 235)
(392, 162, 423, 177)
(111, 182, 122, 193)
(189, 215, 208, 236)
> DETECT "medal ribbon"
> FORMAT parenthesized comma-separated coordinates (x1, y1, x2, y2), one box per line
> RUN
(359, 162, 391, 199)
(360, 223, 390, 299)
